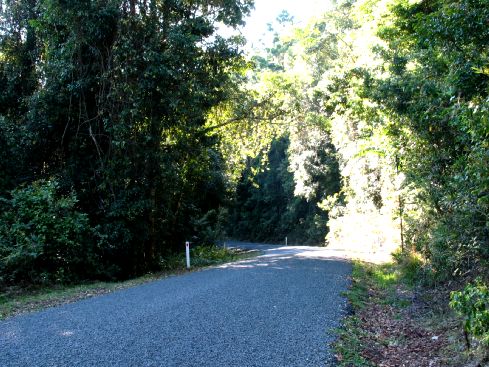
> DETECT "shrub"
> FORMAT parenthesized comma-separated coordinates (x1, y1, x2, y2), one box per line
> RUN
(159, 245, 237, 270)
(450, 281, 489, 349)
(190, 245, 230, 266)
(0, 180, 94, 284)
(392, 250, 427, 285)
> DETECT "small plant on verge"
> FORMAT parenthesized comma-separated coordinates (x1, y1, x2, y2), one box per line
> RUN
(450, 280, 489, 358)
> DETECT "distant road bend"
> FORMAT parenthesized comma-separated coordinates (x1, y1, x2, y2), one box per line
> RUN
(0, 242, 351, 367)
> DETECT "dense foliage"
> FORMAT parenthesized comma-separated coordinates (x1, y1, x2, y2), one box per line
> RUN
(450, 281, 489, 348)
(246, 0, 489, 279)
(0, 0, 252, 282)
(218, 15, 343, 245)
(371, 0, 489, 279)
(229, 135, 340, 245)
(0, 180, 93, 283)
(225, 0, 489, 318)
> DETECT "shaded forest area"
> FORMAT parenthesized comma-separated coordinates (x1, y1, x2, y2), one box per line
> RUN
(1, 0, 488, 347)
(229, 135, 340, 245)
(0, 0, 255, 283)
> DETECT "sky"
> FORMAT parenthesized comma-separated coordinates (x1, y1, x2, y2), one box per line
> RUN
(239, 0, 333, 49)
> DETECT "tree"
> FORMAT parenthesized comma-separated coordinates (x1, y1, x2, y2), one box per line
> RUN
(0, 0, 253, 281)
(373, 0, 489, 277)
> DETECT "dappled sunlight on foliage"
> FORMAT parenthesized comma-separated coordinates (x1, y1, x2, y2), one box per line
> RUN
(227, 136, 339, 245)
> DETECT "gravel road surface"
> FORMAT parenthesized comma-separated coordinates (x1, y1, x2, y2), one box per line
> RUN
(0, 243, 351, 367)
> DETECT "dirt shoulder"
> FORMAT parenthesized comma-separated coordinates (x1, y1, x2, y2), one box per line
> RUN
(334, 261, 485, 367)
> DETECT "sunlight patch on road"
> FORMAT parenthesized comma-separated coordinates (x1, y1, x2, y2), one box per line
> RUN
(220, 243, 395, 266)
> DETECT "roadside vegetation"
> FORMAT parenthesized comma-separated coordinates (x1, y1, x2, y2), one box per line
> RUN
(334, 258, 489, 366)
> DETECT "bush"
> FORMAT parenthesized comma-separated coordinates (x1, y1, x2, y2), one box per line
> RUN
(0, 180, 94, 284)
(392, 250, 428, 285)
(450, 281, 489, 349)
(190, 245, 231, 266)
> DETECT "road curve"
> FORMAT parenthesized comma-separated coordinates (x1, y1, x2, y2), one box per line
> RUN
(0, 244, 351, 367)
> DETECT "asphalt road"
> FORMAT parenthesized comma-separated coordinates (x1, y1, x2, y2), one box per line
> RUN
(0, 243, 351, 367)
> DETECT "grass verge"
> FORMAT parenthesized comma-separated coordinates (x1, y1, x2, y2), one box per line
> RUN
(0, 246, 258, 321)
(333, 260, 478, 367)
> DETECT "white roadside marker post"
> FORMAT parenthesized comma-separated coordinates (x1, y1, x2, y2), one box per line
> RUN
(186, 241, 190, 269)
(285, 236, 288, 246)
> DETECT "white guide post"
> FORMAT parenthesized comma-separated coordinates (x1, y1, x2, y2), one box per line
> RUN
(285, 237, 288, 246)
(186, 241, 190, 269)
